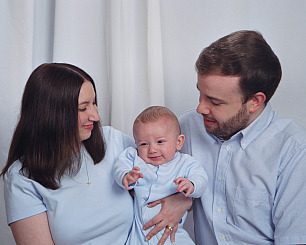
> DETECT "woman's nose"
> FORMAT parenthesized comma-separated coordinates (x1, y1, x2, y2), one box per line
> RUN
(89, 106, 100, 122)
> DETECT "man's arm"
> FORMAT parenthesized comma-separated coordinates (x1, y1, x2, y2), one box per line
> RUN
(142, 193, 192, 244)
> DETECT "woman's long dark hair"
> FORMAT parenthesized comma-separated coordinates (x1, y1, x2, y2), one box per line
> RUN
(1, 63, 105, 189)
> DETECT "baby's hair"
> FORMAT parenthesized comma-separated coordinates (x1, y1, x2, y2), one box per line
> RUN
(133, 106, 181, 137)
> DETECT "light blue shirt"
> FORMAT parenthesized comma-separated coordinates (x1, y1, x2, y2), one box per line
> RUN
(114, 147, 208, 245)
(4, 126, 134, 245)
(179, 104, 306, 245)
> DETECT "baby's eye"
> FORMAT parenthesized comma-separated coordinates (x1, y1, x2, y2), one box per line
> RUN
(140, 143, 148, 146)
(158, 140, 165, 144)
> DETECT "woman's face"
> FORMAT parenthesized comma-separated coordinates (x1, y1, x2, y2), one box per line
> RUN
(78, 81, 100, 141)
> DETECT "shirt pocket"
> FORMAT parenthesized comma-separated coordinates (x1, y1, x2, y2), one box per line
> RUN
(233, 187, 273, 239)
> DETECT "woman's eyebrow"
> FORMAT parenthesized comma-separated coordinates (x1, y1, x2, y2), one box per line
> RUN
(78, 101, 90, 105)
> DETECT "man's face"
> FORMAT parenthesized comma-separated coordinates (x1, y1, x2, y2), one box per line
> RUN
(196, 74, 253, 140)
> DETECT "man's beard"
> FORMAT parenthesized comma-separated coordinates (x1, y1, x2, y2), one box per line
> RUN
(207, 104, 249, 140)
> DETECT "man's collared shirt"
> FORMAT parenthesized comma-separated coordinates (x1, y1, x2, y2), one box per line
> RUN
(179, 103, 306, 245)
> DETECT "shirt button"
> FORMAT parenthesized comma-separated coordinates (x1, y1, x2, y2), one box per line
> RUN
(226, 145, 230, 151)
(218, 177, 222, 181)
(218, 208, 222, 213)
(221, 235, 226, 240)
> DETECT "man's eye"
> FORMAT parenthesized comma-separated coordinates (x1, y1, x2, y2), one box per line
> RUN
(211, 100, 221, 106)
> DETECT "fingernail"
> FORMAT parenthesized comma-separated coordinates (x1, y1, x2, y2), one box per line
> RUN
(146, 236, 150, 240)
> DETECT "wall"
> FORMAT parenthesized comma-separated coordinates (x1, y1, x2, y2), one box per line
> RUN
(1, 0, 305, 243)
(161, 0, 306, 128)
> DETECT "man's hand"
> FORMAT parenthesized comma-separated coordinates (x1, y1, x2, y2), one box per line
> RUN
(142, 193, 192, 244)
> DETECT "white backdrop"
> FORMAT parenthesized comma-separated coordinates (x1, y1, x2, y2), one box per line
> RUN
(1, 0, 305, 244)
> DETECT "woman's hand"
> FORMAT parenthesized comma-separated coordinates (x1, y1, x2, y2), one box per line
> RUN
(142, 193, 192, 244)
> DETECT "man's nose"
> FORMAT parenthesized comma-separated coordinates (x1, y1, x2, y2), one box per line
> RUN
(196, 101, 210, 115)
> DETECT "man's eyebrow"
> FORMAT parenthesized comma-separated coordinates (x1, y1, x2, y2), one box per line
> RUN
(206, 95, 226, 103)
(196, 83, 226, 103)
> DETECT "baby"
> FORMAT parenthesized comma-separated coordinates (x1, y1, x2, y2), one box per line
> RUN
(114, 106, 208, 244)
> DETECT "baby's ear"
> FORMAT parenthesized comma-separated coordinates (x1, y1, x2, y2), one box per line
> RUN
(176, 134, 185, 150)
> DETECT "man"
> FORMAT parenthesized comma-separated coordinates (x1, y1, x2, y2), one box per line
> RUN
(179, 30, 306, 244)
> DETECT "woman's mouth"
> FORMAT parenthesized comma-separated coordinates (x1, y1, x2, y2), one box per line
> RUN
(83, 124, 94, 130)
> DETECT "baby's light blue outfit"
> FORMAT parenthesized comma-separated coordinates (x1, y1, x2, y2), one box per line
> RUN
(179, 103, 306, 245)
(4, 126, 134, 245)
(114, 147, 208, 245)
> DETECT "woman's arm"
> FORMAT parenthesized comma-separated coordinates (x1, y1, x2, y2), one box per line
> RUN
(142, 193, 192, 244)
(10, 212, 54, 245)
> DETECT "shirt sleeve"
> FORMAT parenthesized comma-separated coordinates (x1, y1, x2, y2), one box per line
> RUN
(4, 166, 47, 225)
(273, 144, 306, 244)
(184, 156, 208, 198)
(102, 126, 135, 150)
(113, 147, 137, 190)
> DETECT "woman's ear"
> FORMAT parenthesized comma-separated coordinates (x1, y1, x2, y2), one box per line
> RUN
(249, 92, 266, 113)
(176, 134, 185, 150)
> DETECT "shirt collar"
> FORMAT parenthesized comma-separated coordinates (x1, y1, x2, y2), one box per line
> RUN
(239, 103, 275, 149)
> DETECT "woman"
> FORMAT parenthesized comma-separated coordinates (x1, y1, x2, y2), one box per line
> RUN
(1, 63, 135, 244)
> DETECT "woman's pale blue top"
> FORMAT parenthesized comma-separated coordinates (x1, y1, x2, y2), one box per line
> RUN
(4, 126, 134, 245)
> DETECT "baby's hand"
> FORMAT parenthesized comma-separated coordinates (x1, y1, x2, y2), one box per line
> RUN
(122, 167, 144, 190)
(173, 177, 194, 197)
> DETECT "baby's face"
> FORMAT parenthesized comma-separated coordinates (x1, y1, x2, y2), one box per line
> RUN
(134, 118, 184, 166)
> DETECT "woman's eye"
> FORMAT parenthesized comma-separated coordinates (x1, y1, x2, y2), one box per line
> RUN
(78, 108, 86, 111)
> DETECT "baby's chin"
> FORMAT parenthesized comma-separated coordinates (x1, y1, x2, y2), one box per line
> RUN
(146, 157, 167, 166)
